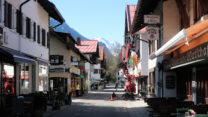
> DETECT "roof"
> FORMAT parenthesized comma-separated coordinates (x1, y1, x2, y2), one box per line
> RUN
(49, 29, 91, 63)
(126, 5, 137, 33)
(76, 40, 98, 53)
(55, 32, 76, 44)
(98, 46, 104, 60)
(131, 0, 160, 34)
(38, 0, 64, 23)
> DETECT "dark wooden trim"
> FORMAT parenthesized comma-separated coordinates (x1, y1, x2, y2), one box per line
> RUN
(175, 0, 190, 28)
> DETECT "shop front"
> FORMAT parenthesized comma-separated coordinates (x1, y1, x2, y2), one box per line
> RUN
(167, 41, 208, 104)
(49, 66, 72, 107)
(70, 66, 81, 97)
(0, 47, 36, 115)
(150, 20, 208, 104)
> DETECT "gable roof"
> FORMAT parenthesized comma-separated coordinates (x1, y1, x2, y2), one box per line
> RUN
(126, 5, 137, 33)
(38, 0, 64, 23)
(76, 40, 98, 54)
(98, 46, 104, 60)
(131, 0, 160, 33)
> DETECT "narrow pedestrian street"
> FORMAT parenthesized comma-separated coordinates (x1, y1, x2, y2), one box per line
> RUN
(44, 85, 150, 117)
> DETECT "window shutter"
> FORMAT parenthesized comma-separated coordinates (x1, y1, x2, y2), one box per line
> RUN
(42, 29, 45, 46)
(8, 3, 12, 29)
(23, 15, 26, 36)
(26, 17, 31, 38)
(13, 8, 16, 30)
(47, 32, 49, 48)
(30, 21, 33, 39)
(37, 25, 40, 44)
(4, 1, 8, 27)
(33, 22, 36, 41)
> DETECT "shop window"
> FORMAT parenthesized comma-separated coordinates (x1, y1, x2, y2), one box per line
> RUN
(39, 65, 48, 91)
(2, 64, 14, 95)
(20, 63, 31, 94)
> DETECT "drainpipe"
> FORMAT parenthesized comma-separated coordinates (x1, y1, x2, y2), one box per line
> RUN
(20, 0, 30, 12)
(18, 0, 30, 52)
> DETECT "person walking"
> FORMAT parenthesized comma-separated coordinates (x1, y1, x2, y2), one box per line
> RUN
(76, 82, 80, 97)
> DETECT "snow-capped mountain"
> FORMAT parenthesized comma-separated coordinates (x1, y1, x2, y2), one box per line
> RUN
(50, 18, 120, 56)
(93, 38, 121, 56)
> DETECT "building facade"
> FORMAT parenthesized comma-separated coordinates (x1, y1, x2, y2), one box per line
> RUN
(0, 0, 63, 98)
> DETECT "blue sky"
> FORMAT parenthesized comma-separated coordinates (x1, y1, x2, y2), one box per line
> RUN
(50, 0, 138, 45)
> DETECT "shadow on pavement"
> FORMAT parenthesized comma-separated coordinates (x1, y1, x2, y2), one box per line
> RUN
(45, 101, 150, 117)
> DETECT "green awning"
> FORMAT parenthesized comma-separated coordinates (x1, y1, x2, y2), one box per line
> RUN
(79, 75, 84, 79)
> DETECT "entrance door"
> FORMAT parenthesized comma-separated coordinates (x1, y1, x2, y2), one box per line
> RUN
(196, 67, 208, 104)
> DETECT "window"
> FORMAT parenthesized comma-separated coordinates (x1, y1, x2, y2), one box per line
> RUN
(37, 25, 40, 44)
(94, 69, 99, 74)
(16, 9, 22, 34)
(39, 65, 48, 91)
(4, 1, 12, 29)
(20, 63, 31, 94)
(33, 22, 36, 41)
(42, 29, 46, 46)
(2, 64, 15, 95)
(0, 0, 2, 23)
(50, 55, 64, 65)
(26, 17, 31, 38)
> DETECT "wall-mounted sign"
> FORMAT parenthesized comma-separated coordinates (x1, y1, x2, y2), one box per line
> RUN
(168, 42, 208, 69)
(50, 68, 69, 72)
(144, 15, 160, 24)
(146, 27, 159, 40)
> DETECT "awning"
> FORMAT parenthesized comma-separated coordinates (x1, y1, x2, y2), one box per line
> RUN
(0, 48, 36, 64)
(37, 58, 49, 66)
(79, 75, 84, 79)
(150, 19, 208, 59)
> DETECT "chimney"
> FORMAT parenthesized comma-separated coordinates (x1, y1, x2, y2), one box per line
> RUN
(77, 37, 81, 45)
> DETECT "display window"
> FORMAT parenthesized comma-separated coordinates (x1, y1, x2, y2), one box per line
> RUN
(20, 63, 32, 94)
(2, 64, 15, 95)
(39, 65, 48, 92)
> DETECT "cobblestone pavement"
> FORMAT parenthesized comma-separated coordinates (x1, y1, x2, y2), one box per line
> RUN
(44, 85, 150, 117)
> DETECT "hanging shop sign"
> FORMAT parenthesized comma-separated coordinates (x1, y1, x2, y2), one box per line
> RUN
(70, 66, 80, 75)
(146, 27, 159, 40)
(144, 15, 160, 24)
(168, 42, 208, 68)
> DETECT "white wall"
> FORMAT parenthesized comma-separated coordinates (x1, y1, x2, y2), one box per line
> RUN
(94, 64, 101, 69)
(2, 0, 49, 61)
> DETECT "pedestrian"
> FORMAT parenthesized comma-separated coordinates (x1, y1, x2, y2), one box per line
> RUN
(76, 82, 80, 97)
